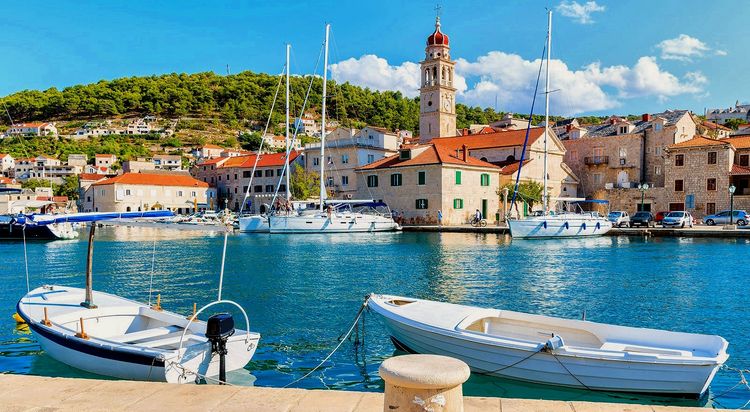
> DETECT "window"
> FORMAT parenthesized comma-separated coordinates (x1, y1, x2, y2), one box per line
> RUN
(592, 173, 603, 185)
(243, 171, 252, 178)
(453, 198, 464, 209)
(177, 191, 183, 197)
(341, 154, 349, 164)
(455, 170, 462, 185)
(619, 147, 627, 158)
(265, 185, 273, 192)
(706, 203, 716, 215)
(125, 189, 131, 196)
(619, 126, 628, 134)
(674, 179, 684, 192)
(100, 189, 105, 196)
(367, 154, 375, 163)
(234, 187, 238, 194)
(569, 150, 578, 161)
(655, 165, 662, 176)
(655, 147, 662, 156)
(480, 173, 490, 186)
(418, 171, 426, 185)
(367, 175, 379, 187)
(416, 199, 428, 209)
(327, 177, 333, 186)
(313, 157, 320, 166)
(265, 170, 274, 177)
(254, 170, 262, 177)
(390, 173, 402, 186)
(740, 154, 750, 166)
(592, 147, 604, 157)
(277, 169, 282, 176)
(707, 178, 717, 191)
(279, 184, 286, 192)
(708, 152, 717, 165)
(242, 186, 247, 193)
(234, 174, 238, 180)
(191, 191, 196, 197)
(226, 174, 230, 181)
(399, 150, 410, 160)
(341, 176, 349, 186)
(675, 154, 684, 166)
(655, 123, 662, 131)
(254, 185, 262, 193)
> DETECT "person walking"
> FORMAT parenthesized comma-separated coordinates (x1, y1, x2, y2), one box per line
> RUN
(437, 210, 443, 226)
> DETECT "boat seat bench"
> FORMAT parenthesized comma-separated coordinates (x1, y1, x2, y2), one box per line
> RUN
(107, 325, 182, 344)
(136, 333, 206, 349)
(600, 341, 692, 357)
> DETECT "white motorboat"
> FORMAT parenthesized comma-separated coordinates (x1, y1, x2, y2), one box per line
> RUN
(16, 286, 258, 383)
(368, 294, 728, 397)
(15, 210, 260, 384)
(237, 214, 270, 233)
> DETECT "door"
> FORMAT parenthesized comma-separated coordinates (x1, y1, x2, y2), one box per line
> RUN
(481, 199, 488, 220)
(617, 170, 628, 188)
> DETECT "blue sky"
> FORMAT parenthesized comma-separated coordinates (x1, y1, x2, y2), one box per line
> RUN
(1, 0, 747, 117)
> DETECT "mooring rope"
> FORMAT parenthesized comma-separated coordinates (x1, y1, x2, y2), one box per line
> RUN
(710, 365, 750, 409)
(283, 298, 368, 388)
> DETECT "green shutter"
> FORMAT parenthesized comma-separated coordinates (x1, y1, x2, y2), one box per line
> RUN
(455, 170, 462, 185)
(453, 198, 463, 209)
(418, 171, 426, 185)
(480, 173, 490, 186)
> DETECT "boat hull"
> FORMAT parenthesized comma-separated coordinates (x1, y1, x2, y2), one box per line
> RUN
(17, 286, 259, 384)
(237, 215, 270, 233)
(0, 222, 77, 240)
(509, 216, 612, 239)
(368, 295, 725, 396)
(269, 213, 399, 233)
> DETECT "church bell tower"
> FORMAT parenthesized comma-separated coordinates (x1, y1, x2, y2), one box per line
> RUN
(419, 14, 457, 143)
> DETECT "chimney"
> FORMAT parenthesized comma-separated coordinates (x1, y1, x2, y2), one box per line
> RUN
(462, 144, 468, 162)
(462, 128, 469, 136)
(642, 113, 651, 122)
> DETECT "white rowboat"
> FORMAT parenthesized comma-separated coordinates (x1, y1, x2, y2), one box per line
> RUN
(368, 294, 728, 397)
(17, 286, 259, 383)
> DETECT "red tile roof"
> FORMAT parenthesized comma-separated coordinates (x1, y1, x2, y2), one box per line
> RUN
(669, 136, 729, 149)
(0, 176, 16, 184)
(92, 172, 209, 187)
(196, 157, 228, 166)
(78, 173, 107, 181)
(701, 120, 731, 131)
(431, 127, 546, 150)
(500, 159, 532, 175)
(95, 154, 115, 158)
(201, 144, 223, 149)
(724, 136, 750, 149)
(13, 122, 47, 128)
(36, 196, 68, 203)
(222, 151, 301, 168)
(0, 153, 9, 159)
(730, 164, 750, 175)
(357, 144, 500, 170)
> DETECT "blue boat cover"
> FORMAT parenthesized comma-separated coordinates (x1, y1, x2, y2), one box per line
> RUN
(19, 210, 174, 226)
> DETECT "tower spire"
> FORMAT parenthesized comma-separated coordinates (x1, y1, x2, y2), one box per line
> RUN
(434, 3, 442, 25)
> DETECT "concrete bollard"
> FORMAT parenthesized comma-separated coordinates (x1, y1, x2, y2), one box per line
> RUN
(379, 354, 471, 412)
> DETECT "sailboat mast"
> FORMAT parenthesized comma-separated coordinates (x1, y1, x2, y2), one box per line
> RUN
(543, 10, 551, 215)
(285, 43, 291, 200)
(319, 24, 330, 212)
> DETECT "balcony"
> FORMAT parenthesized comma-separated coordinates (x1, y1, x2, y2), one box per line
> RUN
(584, 156, 609, 166)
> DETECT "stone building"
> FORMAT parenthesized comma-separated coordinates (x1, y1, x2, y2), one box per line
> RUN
(82, 172, 215, 214)
(0, 154, 15, 176)
(191, 151, 302, 213)
(355, 144, 500, 225)
(304, 126, 399, 199)
(561, 111, 696, 196)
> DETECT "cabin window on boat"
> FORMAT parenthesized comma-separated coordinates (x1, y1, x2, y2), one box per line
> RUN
(675, 154, 685, 166)
(418, 171, 426, 185)
(367, 175, 379, 187)
(453, 198, 464, 209)
(455, 171, 462, 185)
(480, 173, 490, 186)
(416, 199, 428, 209)
(390, 173, 403, 186)
(674, 179, 684, 192)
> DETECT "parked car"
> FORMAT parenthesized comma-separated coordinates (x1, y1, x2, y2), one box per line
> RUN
(654, 211, 669, 224)
(661, 211, 694, 228)
(630, 211, 655, 227)
(703, 210, 748, 226)
(607, 211, 630, 227)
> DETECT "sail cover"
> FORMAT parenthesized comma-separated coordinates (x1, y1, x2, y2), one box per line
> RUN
(20, 210, 174, 226)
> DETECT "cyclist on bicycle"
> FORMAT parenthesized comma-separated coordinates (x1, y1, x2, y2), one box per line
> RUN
(474, 209, 482, 222)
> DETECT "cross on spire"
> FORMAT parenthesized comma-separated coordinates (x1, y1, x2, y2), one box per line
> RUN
(434, 3, 442, 17)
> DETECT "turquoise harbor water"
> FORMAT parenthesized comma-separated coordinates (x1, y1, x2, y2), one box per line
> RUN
(1, 227, 748, 409)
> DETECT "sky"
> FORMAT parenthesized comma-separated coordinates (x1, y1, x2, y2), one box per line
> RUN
(1, 0, 747, 117)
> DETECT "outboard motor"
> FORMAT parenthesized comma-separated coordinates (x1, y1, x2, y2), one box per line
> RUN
(206, 313, 235, 384)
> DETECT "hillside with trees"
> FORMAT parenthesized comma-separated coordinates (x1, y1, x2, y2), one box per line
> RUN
(0, 71, 558, 132)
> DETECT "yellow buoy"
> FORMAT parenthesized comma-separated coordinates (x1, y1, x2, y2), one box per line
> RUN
(13, 313, 26, 324)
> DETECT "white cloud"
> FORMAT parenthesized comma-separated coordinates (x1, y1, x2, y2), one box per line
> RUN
(329, 52, 707, 116)
(556, 1, 605, 24)
(715, 49, 728, 56)
(656, 34, 710, 61)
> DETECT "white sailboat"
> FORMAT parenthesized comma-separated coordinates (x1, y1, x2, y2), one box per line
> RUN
(368, 294, 728, 397)
(238, 44, 293, 233)
(508, 11, 611, 239)
(15, 211, 260, 383)
(268, 24, 399, 234)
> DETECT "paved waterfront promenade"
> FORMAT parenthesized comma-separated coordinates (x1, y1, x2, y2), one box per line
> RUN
(402, 223, 750, 237)
(0, 374, 730, 411)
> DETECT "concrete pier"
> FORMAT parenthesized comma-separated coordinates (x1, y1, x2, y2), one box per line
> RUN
(0, 374, 728, 411)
